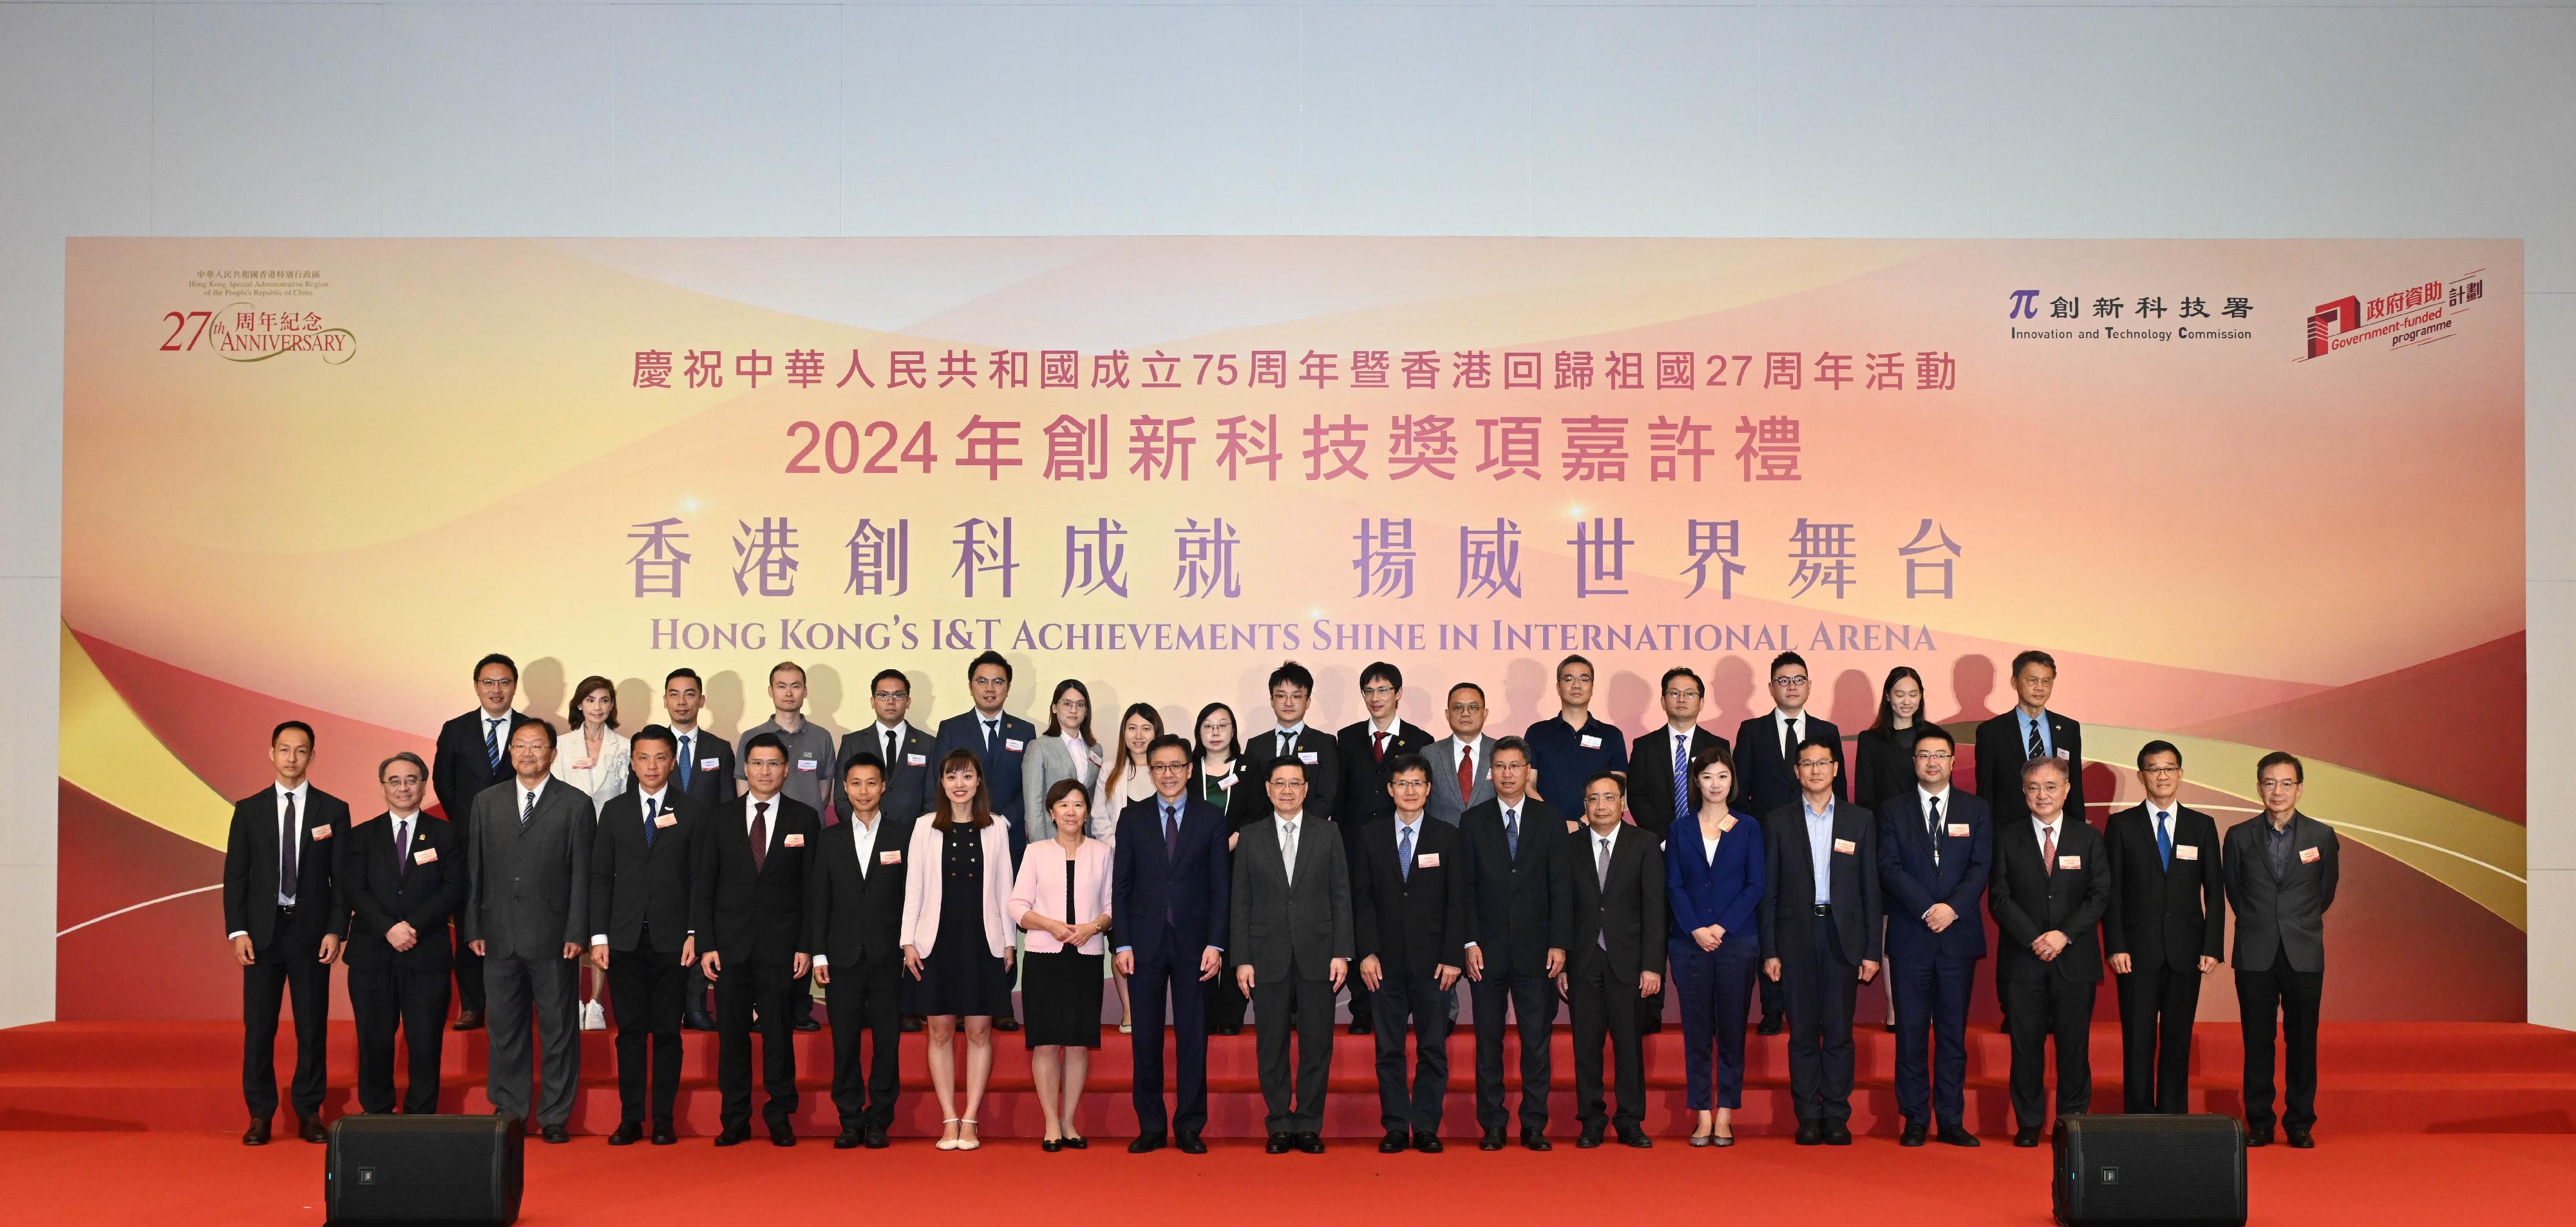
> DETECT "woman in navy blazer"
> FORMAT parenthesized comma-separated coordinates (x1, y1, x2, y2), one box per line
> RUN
(1666, 745, 1766, 1147)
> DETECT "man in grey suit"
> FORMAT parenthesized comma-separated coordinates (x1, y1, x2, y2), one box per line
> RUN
(464, 720, 596, 1143)
(1425, 681, 1497, 827)
(2224, 750, 2339, 1149)
(1231, 757, 1353, 1155)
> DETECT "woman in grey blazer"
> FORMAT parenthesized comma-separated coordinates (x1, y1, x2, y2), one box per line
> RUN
(1021, 680, 1102, 842)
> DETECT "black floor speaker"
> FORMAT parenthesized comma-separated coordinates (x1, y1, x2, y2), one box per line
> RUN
(2052, 1114, 2247, 1227)
(325, 1114, 523, 1226)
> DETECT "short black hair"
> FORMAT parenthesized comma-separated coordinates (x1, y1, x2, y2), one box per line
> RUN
(967, 650, 1012, 683)
(1580, 768, 1626, 797)
(1658, 666, 1703, 698)
(663, 667, 701, 689)
(1265, 757, 1309, 784)
(1790, 733, 1839, 765)
(2256, 750, 2304, 785)
(2011, 649, 2058, 679)
(378, 750, 427, 781)
(840, 752, 886, 779)
(1490, 734, 1531, 765)
(1769, 651, 1808, 680)
(630, 723, 678, 755)
(767, 660, 805, 685)
(743, 732, 788, 761)
(474, 652, 518, 682)
(1384, 752, 1432, 781)
(1555, 654, 1594, 679)
(270, 719, 315, 748)
(510, 720, 558, 750)
(1359, 661, 1403, 692)
(2136, 739, 2182, 770)
(1268, 660, 1314, 694)
(1913, 725, 1957, 752)
(1447, 681, 1485, 704)
(870, 667, 909, 694)
(1145, 733, 1193, 763)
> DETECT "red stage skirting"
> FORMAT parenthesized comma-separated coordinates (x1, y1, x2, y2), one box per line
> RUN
(4, 1020, 2571, 1136)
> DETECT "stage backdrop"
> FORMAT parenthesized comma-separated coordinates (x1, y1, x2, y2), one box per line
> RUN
(60, 238, 2524, 1023)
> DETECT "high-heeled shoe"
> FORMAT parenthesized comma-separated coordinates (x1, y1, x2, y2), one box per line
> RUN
(1042, 1137, 1064, 1152)
(1062, 1134, 1087, 1150)
(936, 1118, 962, 1151)
(956, 1119, 981, 1151)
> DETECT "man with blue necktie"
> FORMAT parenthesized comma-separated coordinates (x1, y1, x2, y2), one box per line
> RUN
(1459, 737, 1569, 1150)
(661, 667, 734, 1031)
(1875, 727, 1989, 1146)
(2103, 740, 2225, 1116)
(431, 653, 534, 1031)
(1112, 735, 1231, 1154)
(1352, 755, 1470, 1152)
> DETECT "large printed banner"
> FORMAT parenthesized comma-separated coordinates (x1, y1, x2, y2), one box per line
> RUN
(61, 238, 2524, 1021)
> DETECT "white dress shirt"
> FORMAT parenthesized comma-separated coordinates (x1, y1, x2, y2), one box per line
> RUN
(810, 812, 886, 969)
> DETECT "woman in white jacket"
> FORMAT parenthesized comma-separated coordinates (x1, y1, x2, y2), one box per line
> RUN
(554, 675, 629, 1030)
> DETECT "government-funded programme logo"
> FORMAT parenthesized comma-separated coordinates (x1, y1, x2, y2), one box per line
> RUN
(2300, 272, 2483, 363)
(162, 267, 355, 364)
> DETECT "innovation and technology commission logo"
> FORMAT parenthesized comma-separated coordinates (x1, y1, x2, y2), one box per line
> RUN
(158, 267, 356, 365)
(2302, 269, 2485, 362)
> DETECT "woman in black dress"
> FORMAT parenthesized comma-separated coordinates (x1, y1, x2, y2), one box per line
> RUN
(900, 748, 1016, 1152)
(1011, 779, 1113, 1150)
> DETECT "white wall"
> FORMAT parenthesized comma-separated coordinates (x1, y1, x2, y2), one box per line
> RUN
(2, 0, 2568, 1029)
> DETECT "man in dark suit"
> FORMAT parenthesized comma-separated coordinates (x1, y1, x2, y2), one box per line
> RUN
(662, 667, 734, 1030)
(1459, 736, 1568, 1151)
(1975, 649, 2087, 833)
(697, 733, 820, 1146)
(1353, 754, 1469, 1152)
(1213, 660, 1343, 1035)
(223, 721, 348, 1145)
(1759, 736, 1880, 1145)
(1736, 651, 1838, 1033)
(462, 720, 594, 1144)
(2103, 739, 2224, 1116)
(587, 725, 704, 1145)
(1629, 667, 1732, 839)
(838, 668, 934, 826)
(431, 652, 534, 1030)
(1991, 754, 2108, 1147)
(340, 750, 466, 1119)
(808, 753, 915, 1149)
(1230, 758, 1352, 1154)
(1335, 661, 1432, 1035)
(1874, 726, 1988, 1146)
(2225, 751, 2338, 1148)
(1557, 770, 1664, 1149)
(1113, 734, 1231, 1154)
(1425, 682, 1497, 827)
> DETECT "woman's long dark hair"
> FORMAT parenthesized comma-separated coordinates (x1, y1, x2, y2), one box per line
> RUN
(1045, 678, 1096, 745)
(1192, 701, 1238, 765)
(1871, 666, 1927, 734)
(1100, 703, 1164, 799)
(931, 747, 993, 831)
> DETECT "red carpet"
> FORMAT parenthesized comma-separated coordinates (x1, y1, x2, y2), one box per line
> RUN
(5, 1020, 2572, 1137)
(2, 1129, 2571, 1227)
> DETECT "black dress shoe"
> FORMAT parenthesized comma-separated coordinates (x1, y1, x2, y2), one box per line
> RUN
(1616, 1127, 1652, 1149)
(299, 1117, 329, 1144)
(899, 1014, 925, 1033)
(608, 1123, 643, 1146)
(2246, 1127, 2274, 1147)
(1756, 1015, 1784, 1036)
(451, 1010, 484, 1031)
(863, 1127, 890, 1149)
(683, 1012, 717, 1032)
(1128, 1132, 1167, 1154)
(1296, 1132, 1325, 1154)
(1824, 1121, 1852, 1146)
(1415, 1133, 1444, 1154)
(1937, 1124, 1980, 1148)
(1266, 1133, 1292, 1154)
(2286, 1129, 2315, 1149)
(994, 1016, 1020, 1032)
(793, 1016, 821, 1033)
(1480, 1128, 1506, 1151)
(1380, 1130, 1409, 1154)
(1641, 1017, 1663, 1035)
(835, 1130, 864, 1149)
(1211, 1023, 1242, 1036)
(1899, 1122, 1927, 1147)
(1884, 1022, 1898, 1033)
(2013, 1127, 2040, 1148)
(1575, 1127, 1604, 1149)
(1349, 1020, 1371, 1036)
(242, 1120, 270, 1146)
(1522, 1128, 1553, 1152)
(714, 1126, 751, 1146)
(1794, 1121, 1824, 1146)
(1176, 1132, 1206, 1154)
(652, 1126, 678, 1146)
(540, 1125, 570, 1145)
(1042, 1137, 1065, 1152)
(770, 1126, 796, 1146)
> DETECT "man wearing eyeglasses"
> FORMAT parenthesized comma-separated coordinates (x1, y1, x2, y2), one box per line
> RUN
(1425, 683, 1497, 828)
(1628, 666, 1732, 839)
(1875, 727, 1989, 1146)
(1736, 651, 1841, 1033)
(1112, 735, 1232, 1154)
(1335, 661, 1433, 1035)
(1522, 654, 1630, 812)
(2103, 741, 2224, 1116)
(837, 668, 934, 828)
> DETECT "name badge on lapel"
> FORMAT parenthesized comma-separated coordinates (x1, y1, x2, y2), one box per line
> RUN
(1717, 815, 1736, 833)
(654, 814, 677, 829)
(2058, 855, 2083, 870)
(1417, 853, 1440, 868)
(2175, 844, 2200, 861)
(2054, 748, 2071, 761)
(880, 851, 903, 866)
(701, 757, 721, 770)
(1832, 838, 1857, 855)
(1004, 737, 1026, 752)
(784, 833, 806, 848)
(2298, 846, 2320, 864)
(1947, 823, 1971, 837)
(1218, 772, 1239, 789)
(413, 848, 439, 864)
(1297, 751, 1319, 765)
(907, 753, 927, 766)
(1088, 747, 1104, 765)
(310, 824, 334, 842)
(1579, 734, 1602, 749)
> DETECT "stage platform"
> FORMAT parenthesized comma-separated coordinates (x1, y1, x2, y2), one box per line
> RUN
(4, 1020, 2571, 1137)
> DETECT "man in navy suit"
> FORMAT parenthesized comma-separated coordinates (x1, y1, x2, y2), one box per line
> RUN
(1735, 651, 1839, 1034)
(1112, 734, 1231, 1154)
(1459, 736, 1569, 1151)
(1759, 735, 1879, 1146)
(430, 653, 533, 1030)
(2103, 740, 2224, 1116)
(223, 721, 350, 1145)
(660, 667, 733, 1031)
(341, 750, 467, 1119)
(1352, 754, 1470, 1152)
(1875, 726, 1989, 1146)
(930, 650, 1037, 1031)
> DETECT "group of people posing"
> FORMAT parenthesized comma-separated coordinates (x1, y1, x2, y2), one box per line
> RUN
(223, 647, 2338, 1154)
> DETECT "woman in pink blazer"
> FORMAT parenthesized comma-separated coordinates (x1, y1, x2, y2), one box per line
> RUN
(1012, 779, 1116, 1150)
(902, 748, 1017, 1152)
